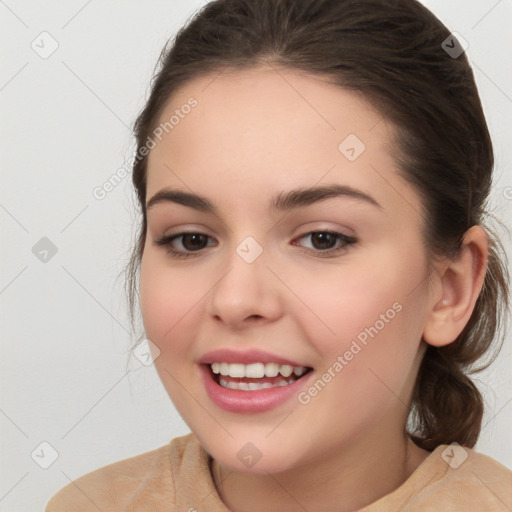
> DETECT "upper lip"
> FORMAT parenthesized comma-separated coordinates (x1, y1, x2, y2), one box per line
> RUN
(198, 348, 310, 368)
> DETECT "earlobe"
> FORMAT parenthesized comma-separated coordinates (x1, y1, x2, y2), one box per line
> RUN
(423, 226, 489, 347)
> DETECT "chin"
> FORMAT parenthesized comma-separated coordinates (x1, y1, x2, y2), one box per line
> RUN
(197, 430, 307, 475)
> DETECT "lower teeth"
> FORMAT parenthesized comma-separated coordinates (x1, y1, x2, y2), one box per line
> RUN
(218, 377, 298, 391)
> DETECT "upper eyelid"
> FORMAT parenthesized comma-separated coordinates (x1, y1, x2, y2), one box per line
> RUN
(156, 229, 356, 251)
(157, 228, 353, 240)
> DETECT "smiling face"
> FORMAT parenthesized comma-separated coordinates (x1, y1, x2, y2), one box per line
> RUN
(139, 66, 434, 474)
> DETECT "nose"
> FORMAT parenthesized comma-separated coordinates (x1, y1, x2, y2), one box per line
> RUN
(205, 243, 284, 330)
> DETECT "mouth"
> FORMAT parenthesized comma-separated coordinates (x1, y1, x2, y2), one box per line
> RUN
(199, 360, 314, 413)
(209, 362, 312, 391)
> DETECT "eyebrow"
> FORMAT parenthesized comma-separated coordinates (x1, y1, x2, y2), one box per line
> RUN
(146, 184, 382, 213)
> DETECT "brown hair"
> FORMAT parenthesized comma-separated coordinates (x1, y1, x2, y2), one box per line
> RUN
(126, 0, 510, 450)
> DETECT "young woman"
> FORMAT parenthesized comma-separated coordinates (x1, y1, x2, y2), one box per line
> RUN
(47, 0, 511, 510)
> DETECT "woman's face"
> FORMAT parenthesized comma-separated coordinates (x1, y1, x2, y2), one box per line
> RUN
(140, 66, 434, 473)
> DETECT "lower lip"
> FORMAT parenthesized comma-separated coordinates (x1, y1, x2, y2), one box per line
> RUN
(199, 365, 313, 413)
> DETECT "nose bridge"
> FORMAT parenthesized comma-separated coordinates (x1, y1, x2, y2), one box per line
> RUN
(206, 235, 282, 326)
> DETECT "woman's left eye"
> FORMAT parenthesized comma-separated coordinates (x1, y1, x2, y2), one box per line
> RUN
(154, 230, 357, 259)
(293, 231, 357, 257)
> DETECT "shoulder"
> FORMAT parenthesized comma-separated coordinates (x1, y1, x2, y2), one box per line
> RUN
(45, 433, 208, 512)
(369, 444, 512, 511)
(437, 445, 512, 507)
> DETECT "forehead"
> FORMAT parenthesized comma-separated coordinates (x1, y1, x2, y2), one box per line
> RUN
(151, 66, 383, 158)
(145, 66, 422, 222)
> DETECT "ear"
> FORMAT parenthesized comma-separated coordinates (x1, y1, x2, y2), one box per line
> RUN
(423, 225, 489, 347)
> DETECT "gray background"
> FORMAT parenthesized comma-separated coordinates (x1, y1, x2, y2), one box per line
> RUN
(1, 1, 511, 510)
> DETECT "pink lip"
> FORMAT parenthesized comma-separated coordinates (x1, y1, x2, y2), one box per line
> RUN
(198, 348, 308, 367)
(198, 350, 314, 414)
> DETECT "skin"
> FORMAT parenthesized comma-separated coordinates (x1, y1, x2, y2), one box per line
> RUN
(139, 66, 488, 512)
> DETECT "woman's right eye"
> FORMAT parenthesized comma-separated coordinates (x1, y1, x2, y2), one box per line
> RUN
(154, 232, 216, 259)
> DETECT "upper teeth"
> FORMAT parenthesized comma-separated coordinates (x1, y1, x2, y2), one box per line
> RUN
(210, 362, 307, 379)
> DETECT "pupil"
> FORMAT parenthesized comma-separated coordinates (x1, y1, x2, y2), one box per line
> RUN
(312, 232, 335, 250)
(183, 234, 206, 251)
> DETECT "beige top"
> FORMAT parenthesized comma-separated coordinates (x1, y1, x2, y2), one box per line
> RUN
(46, 433, 512, 511)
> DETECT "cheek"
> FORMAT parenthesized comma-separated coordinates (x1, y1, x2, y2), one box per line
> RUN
(287, 247, 428, 400)
(139, 252, 201, 353)
(139, 253, 205, 415)
(289, 251, 425, 352)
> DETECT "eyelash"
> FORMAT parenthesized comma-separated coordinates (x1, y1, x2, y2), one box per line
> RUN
(153, 230, 357, 259)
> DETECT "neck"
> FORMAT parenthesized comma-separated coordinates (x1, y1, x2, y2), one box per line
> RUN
(211, 417, 430, 512)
